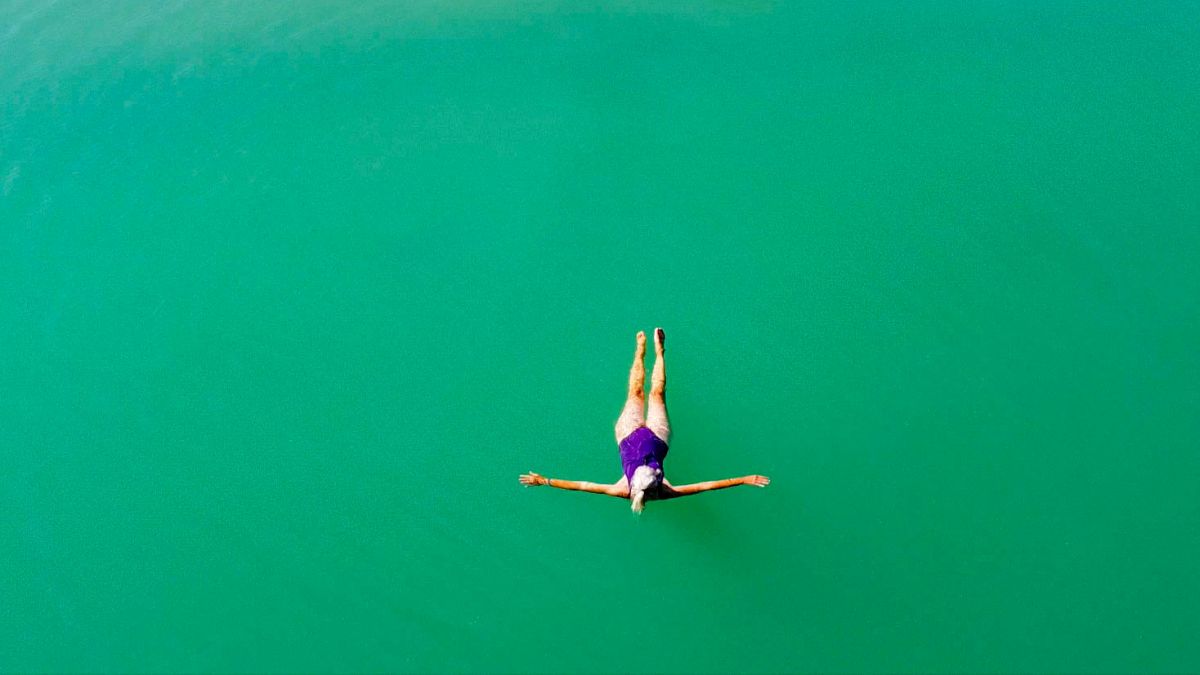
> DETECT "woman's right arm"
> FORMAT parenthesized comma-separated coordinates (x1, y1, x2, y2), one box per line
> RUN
(519, 472, 630, 498)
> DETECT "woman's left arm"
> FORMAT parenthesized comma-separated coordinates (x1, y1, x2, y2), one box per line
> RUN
(662, 475, 770, 498)
(519, 472, 629, 498)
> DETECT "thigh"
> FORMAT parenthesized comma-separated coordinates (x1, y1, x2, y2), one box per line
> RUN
(614, 398, 645, 443)
(645, 399, 670, 444)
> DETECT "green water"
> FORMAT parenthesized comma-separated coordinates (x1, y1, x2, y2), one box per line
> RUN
(2, 2, 1198, 672)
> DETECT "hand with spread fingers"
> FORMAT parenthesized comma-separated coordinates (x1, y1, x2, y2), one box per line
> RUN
(518, 472, 548, 487)
(520, 470, 549, 485)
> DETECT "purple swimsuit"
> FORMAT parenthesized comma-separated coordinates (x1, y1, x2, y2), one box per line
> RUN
(619, 426, 669, 484)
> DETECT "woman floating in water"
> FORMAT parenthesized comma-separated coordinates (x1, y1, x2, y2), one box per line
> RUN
(520, 329, 770, 513)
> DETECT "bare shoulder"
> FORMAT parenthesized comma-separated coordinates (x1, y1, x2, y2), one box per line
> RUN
(649, 484, 681, 501)
(607, 484, 632, 498)
(606, 475, 631, 498)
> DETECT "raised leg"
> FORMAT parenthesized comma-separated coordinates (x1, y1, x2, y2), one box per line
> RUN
(614, 331, 647, 443)
(646, 328, 670, 443)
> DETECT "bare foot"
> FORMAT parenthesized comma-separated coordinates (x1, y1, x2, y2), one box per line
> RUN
(635, 330, 646, 354)
(654, 327, 665, 352)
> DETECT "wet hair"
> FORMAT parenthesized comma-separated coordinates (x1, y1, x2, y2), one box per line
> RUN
(629, 465, 661, 514)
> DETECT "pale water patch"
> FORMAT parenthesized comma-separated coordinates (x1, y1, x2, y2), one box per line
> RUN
(2, 162, 19, 195)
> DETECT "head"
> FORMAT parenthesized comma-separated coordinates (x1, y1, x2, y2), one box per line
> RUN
(629, 465, 662, 514)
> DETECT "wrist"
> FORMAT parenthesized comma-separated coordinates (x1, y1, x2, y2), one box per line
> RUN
(544, 477, 553, 487)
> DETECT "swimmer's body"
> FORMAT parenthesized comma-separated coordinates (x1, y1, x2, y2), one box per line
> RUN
(519, 328, 770, 513)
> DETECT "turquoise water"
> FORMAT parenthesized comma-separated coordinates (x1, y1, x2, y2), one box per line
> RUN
(2, 2, 1198, 672)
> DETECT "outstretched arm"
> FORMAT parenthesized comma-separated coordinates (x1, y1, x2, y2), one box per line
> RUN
(663, 475, 770, 498)
(519, 472, 630, 498)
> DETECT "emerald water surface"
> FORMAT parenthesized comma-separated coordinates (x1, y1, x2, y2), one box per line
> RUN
(2, 2, 1198, 672)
